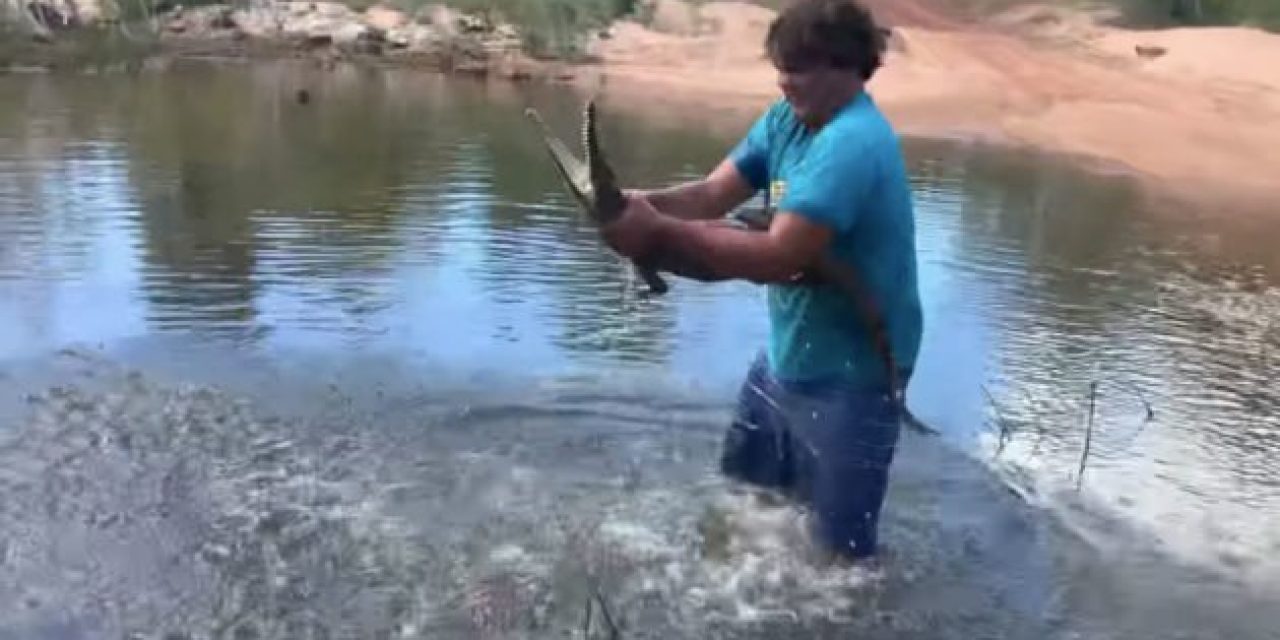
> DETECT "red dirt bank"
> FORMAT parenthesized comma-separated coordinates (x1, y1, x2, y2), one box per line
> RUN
(576, 1, 1280, 215)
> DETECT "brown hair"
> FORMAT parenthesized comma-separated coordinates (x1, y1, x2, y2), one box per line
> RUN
(765, 0, 888, 80)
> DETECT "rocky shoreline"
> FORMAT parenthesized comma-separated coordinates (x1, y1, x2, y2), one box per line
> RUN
(3, 1, 579, 81)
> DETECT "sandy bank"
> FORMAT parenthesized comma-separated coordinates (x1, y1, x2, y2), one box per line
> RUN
(580, 1, 1280, 215)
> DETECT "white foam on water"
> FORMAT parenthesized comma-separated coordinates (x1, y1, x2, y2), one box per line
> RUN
(0, 369, 435, 639)
(10, 353, 1275, 639)
(452, 478, 886, 635)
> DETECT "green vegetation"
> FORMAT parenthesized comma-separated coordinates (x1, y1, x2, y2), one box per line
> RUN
(1112, 0, 1280, 30)
(940, 0, 1280, 31)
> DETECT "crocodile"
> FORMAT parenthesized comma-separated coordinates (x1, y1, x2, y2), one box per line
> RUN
(524, 99, 936, 435)
(524, 100, 734, 295)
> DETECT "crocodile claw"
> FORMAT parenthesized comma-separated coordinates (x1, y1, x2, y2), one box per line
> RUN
(525, 100, 669, 295)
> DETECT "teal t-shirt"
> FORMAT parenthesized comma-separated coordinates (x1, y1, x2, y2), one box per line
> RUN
(729, 91, 923, 388)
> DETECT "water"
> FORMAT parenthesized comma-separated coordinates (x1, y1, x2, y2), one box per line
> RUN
(1, 60, 1278, 639)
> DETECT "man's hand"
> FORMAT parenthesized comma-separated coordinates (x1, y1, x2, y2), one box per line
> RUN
(601, 193, 667, 260)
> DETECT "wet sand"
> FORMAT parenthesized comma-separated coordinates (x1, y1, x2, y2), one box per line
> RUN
(577, 1, 1280, 215)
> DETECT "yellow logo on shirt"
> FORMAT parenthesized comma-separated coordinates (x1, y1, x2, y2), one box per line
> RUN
(766, 180, 787, 219)
(769, 180, 787, 204)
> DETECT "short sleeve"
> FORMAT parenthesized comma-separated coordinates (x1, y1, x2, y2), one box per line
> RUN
(777, 128, 877, 234)
(727, 105, 778, 192)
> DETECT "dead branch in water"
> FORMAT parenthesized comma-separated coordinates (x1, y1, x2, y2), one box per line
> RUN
(1116, 380, 1155, 437)
(1118, 382, 1155, 423)
(982, 384, 1014, 459)
(583, 587, 621, 639)
(1076, 381, 1098, 491)
(1097, 379, 1158, 454)
(1022, 386, 1050, 457)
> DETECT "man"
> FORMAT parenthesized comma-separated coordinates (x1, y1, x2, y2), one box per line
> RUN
(600, 0, 923, 562)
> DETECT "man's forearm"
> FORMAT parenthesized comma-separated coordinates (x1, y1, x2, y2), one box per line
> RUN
(649, 216, 803, 284)
(640, 181, 720, 221)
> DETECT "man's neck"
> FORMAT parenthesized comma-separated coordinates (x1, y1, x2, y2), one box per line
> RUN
(806, 83, 865, 129)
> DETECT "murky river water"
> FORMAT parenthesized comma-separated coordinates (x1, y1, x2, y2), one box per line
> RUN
(1, 60, 1278, 639)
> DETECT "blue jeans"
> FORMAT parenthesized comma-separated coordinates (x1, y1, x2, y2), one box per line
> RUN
(719, 354, 904, 559)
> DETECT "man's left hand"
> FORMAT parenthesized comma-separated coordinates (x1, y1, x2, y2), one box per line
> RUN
(601, 192, 667, 260)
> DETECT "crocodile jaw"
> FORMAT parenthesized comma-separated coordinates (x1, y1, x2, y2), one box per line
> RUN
(583, 100, 627, 225)
(525, 100, 671, 295)
(523, 106, 595, 215)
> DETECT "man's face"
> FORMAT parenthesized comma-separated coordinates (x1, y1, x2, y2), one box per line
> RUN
(775, 62, 860, 127)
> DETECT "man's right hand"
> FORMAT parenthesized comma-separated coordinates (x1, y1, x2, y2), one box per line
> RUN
(600, 192, 668, 260)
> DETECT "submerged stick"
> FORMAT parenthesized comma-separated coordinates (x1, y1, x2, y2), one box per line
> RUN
(1076, 381, 1098, 490)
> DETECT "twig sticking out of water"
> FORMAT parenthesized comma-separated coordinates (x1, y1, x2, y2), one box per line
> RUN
(982, 384, 1013, 459)
(1110, 380, 1155, 423)
(1099, 380, 1157, 452)
(1139, 392, 1155, 422)
(1124, 382, 1155, 438)
(583, 588, 621, 639)
(1076, 381, 1098, 491)
(1022, 387, 1050, 457)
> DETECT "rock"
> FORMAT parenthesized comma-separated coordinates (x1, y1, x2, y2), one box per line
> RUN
(384, 26, 411, 48)
(457, 12, 491, 34)
(26, 2, 76, 30)
(67, 0, 105, 22)
(231, 1, 376, 46)
(418, 3, 460, 35)
(25, 0, 108, 28)
(504, 68, 532, 81)
(493, 23, 518, 43)
(363, 4, 407, 31)
(482, 23, 521, 56)
(644, 0, 699, 36)
(349, 27, 385, 55)
(231, 6, 284, 39)
(328, 20, 371, 46)
(452, 59, 488, 76)
(884, 26, 907, 55)
(204, 6, 237, 30)
(385, 23, 442, 52)
(492, 51, 537, 81)
(164, 5, 236, 36)
(1135, 44, 1167, 59)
